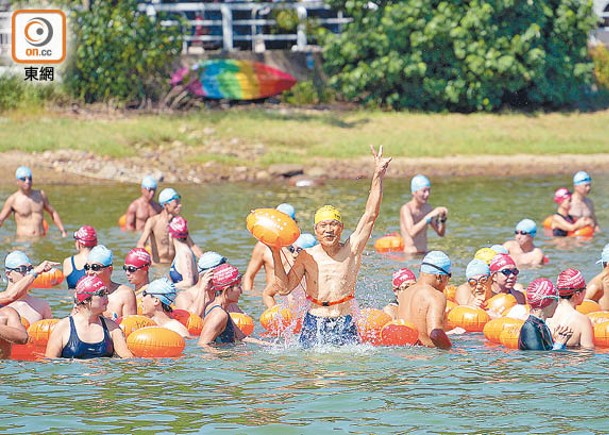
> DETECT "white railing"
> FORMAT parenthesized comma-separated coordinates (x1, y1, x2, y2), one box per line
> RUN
(0, 11, 10, 58)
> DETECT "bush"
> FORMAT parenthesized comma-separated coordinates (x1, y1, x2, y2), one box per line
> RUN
(591, 44, 609, 90)
(0, 74, 67, 112)
(281, 81, 336, 105)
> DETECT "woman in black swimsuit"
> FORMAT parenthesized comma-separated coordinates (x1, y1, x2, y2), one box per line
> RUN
(551, 188, 593, 237)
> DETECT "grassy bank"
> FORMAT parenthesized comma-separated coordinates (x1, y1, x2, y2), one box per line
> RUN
(1, 108, 608, 165)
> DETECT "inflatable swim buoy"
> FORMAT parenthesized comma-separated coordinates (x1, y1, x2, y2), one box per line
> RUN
(11, 318, 58, 361)
(127, 326, 185, 357)
(567, 225, 594, 238)
(170, 309, 203, 336)
(260, 305, 294, 335)
(483, 317, 524, 344)
(593, 321, 609, 347)
(587, 311, 609, 325)
(119, 315, 156, 338)
(28, 318, 60, 347)
(356, 308, 391, 345)
(230, 312, 254, 336)
(380, 320, 419, 346)
(42, 219, 49, 235)
(32, 268, 64, 289)
(543, 255, 550, 264)
(445, 300, 457, 314)
(118, 214, 127, 230)
(374, 233, 404, 253)
(485, 293, 517, 317)
(246, 208, 300, 248)
(542, 215, 553, 229)
(499, 324, 522, 349)
(447, 306, 490, 332)
(576, 299, 601, 315)
(443, 285, 457, 303)
(20, 316, 30, 330)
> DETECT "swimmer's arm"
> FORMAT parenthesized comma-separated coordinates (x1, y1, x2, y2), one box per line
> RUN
(0, 308, 28, 344)
(429, 208, 448, 237)
(0, 194, 15, 227)
(262, 284, 278, 309)
(428, 295, 452, 349)
(122, 290, 138, 317)
(41, 191, 67, 237)
(186, 236, 203, 258)
(551, 214, 586, 232)
(270, 247, 304, 295)
(0, 260, 56, 305)
(580, 317, 595, 349)
(243, 337, 273, 346)
(45, 319, 69, 358)
(243, 243, 267, 291)
(585, 280, 602, 301)
(589, 202, 601, 232)
(454, 285, 471, 306)
(400, 205, 429, 240)
(136, 219, 153, 248)
(124, 201, 138, 231)
(197, 310, 228, 346)
(108, 321, 134, 358)
(531, 249, 545, 266)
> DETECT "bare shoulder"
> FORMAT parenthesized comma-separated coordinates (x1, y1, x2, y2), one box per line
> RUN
(103, 317, 121, 332)
(116, 284, 136, 296)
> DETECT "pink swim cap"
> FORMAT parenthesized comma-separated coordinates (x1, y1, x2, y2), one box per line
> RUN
(74, 225, 97, 247)
(75, 275, 106, 303)
(556, 268, 586, 297)
(168, 216, 189, 239)
(553, 187, 572, 205)
(489, 254, 517, 273)
(392, 268, 416, 288)
(526, 278, 559, 309)
(124, 248, 151, 269)
(212, 263, 241, 291)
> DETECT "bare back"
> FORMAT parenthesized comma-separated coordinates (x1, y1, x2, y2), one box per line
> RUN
(547, 301, 594, 348)
(139, 213, 174, 264)
(400, 200, 433, 254)
(398, 282, 446, 347)
(586, 270, 609, 310)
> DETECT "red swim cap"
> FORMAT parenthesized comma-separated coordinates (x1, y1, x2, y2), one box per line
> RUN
(553, 187, 572, 205)
(526, 278, 558, 309)
(392, 268, 416, 288)
(124, 248, 151, 269)
(556, 268, 586, 297)
(74, 225, 97, 247)
(489, 254, 517, 273)
(168, 216, 189, 239)
(75, 275, 106, 303)
(212, 263, 241, 291)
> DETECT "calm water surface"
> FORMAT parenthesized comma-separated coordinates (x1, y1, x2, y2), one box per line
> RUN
(1, 174, 609, 434)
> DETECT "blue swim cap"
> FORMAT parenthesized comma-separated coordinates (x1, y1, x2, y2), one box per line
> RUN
(515, 219, 537, 238)
(466, 259, 490, 279)
(490, 244, 508, 255)
(411, 174, 431, 194)
(159, 188, 181, 206)
(146, 278, 176, 306)
(573, 171, 592, 186)
(141, 175, 158, 190)
(276, 203, 296, 220)
(5, 251, 32, 269)
(420, 250, 451, 276)
(198, 251, 227, 273)
(87, 245, 113, 266)
(293, 233, 318, 249)
(15, 166, 32, 180)
(597, 243, 609, 265)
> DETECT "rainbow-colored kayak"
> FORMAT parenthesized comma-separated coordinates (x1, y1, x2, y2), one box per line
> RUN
(171, 59, 297, 100)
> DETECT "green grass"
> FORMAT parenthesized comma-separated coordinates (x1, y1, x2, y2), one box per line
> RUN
(1, 108, 608, 163)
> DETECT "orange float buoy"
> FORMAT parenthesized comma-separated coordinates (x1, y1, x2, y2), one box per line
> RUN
(246, 208, 300, 248)
(119, 315, 156, 338)
(27, 318, 60, 347)
(230, 312, 255, 336)
(485, 293, 517, 317)
(20, 316, 30, 330)
(374, 233, 404, 253)
(118, 214, 127, 230)
(593, 321, 609, 347)
(356, 308, 391, 345)
(127, 326, 186, 357)
(42, 219, 49, 235)
(32, 268, 64, 288)
(447, 306, 490, 332)
(445, 300, 457, 314)
(576, 299, 602, 315)
(483, 317, 524, 344)
(443, 285, 457, 303)
(380, 319, 419, 346)
(499, 324, 522, 349)
(10, 342, 43, 361)
(587, 311, 609, 325)
(260, 305, 294, 335)
(568, 225, 594, 238)
(169, 309, 203, 336)
(542, 215, 553, 230)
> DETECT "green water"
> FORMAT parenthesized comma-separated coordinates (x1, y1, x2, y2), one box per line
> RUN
(1, 174, 609, 434)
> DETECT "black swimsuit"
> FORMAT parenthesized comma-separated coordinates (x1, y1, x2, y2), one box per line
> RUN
(61, 316, 114, 359)
(553, 213, 574, 237)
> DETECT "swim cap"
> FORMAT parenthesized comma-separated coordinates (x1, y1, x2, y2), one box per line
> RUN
(489, 254, 517, 273)
(5, 251, 32, 269)
(87, 245, 113, 267)
(526, 278, 558, 309)
(293, 233, 318, 249)
(124, 248, 151, 268)
(573, 170, 592, 186)
(74, 275, 107, 303)
(553, 187, 571, 205)
(73, 225, 98, 247)
(515, 219, 537, 238)
(474, 248, 497, 265)
(314, 205, 342, 225)
(212, 263, 241, 291)
(490, 244, 508, 255)
(597, 243, 609, 265)
(420, 250, 451, 276)
(198, 251, 227, 273)
(556, 268, 586, 297)
(146, 278, 177, 306)
(141, 175, 158, 190)
(15, 166, 32, 180)
(411, 174, 431, 194)
(276, 203, 296, 220)
(392, 268, 416, 288)
(168, 216, 189, 239)
(159, 188, 181, 206)
(466, 259, 490, 279)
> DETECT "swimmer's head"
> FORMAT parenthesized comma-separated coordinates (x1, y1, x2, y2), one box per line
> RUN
(168, 216, 189, 239)
(145, 278, 177, 307)
(211, 263, 241, 292)
(573, 171, 591, 186)
(490, 244, 508, 255)
(556, 268, 586, 298)
(74, 275, 107, 304)
(410, 174, 431, 194)
(5, 250, 32, 270)
(87, 245, 113, 267)
(420, 250, 452, 277)
(466, 259, 490, 280)
(489, 254, 517, 273)
(293, 233, 318, 250)
(141, 175, 158, 190)
(276, 203, 296, 221)
(526, 278, 558, 309)
(515, 219, 537, 238)
(314, 205, 342, 226)
(474, 248, 497, 265)
(124, 248, 151, 269)
(596, 243, 609, 267)
(159, 188, 181, 206)
(198, 251, 227, 274)
(15, 166, 32, 181)
(392, 268, 417, 289)
(553, 187, 571, 205)
(73, 225, 98, 247)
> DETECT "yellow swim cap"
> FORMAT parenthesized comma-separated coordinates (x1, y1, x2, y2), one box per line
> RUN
(314, 205, 342, 225)
(474, 248, 497, 265)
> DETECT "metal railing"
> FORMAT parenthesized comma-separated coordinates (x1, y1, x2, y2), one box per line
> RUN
(0, 11, 10, 58)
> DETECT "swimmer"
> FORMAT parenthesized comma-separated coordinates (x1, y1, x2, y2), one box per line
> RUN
(503, 219, 545, 268)
(518, 278, 572, 351)
(570, 171, 600, 232)
(0, 305, 28, 359)
(455, 259, 492, 310)
(551, 187, 593, 237)
(0, 166, 67, 237)
(547, 269, 594, 349)
(123, 248, 151, 297)
(0, 251, 57, 307)
(399, 174, 448, 254)
(46, 275, 132, 359)
(397, 251, 452, 349)
(489, 254, 526, 305)
(4, 251, 53, 325)
(62, 225, 98, 290)
(383, 268, 416, 320)
(85, 245, 136, 320)
(124, 175, 162, 231)
(167, 216, 198, 289)
(141, 278, 190, 338)
(266, 145, 391, 348)
(585, 244, 609, 310)
(136, 187, 202, 264)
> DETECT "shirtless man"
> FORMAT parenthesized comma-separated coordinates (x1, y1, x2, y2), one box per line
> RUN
(503, 219, 545, 268)
(397, 251, 452, 349)
(267, 145, 391, 348)
(547, 268, 594, 349)
(455, 259, 492, 309)
(141, 278, 190, 338)
(585, 244, 609, 310)
(136, 187, 202, 264)
(85, 245, 136, 320)
(0, 166, 67, 237)
(570, 171, 600, 233)
(124, 175, 162, 231)
(0, 306, 28, 359)
(400, 174, 447, 254)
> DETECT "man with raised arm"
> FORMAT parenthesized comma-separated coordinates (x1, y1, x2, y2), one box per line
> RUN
(266, 145, 391, 348)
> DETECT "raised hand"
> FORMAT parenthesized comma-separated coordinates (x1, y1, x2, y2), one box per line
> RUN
(370, 145, 392, 177)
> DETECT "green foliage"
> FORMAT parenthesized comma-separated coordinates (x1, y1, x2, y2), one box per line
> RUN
(591, 44, 609, 90)
(323, 0, 599, 111)
(62, 0, 183, 104)
(281, 81, 337, 105)
(0, 74, 67, 112)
